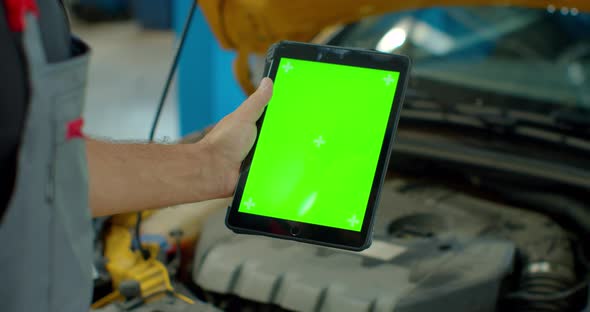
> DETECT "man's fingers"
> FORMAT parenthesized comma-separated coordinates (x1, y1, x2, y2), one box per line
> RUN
(235, 77, 273, 122)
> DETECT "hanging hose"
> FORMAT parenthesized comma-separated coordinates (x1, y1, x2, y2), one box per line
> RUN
(135, 0, 199, 260)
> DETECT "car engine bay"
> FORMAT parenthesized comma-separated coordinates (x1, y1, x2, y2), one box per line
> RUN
(90, 5, 590, 311)
(189, 170, 587, 312)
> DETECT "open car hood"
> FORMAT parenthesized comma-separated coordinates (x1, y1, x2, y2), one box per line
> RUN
(199, 0, 590, 93)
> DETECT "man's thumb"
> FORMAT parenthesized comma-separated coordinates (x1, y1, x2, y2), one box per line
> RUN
(236, 77, 273, 121)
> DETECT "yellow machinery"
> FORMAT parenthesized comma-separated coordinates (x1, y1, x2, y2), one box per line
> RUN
(91, 213, 193, 309)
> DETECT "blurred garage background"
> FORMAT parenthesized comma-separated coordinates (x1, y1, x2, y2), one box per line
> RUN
(71, 0, 245, 142)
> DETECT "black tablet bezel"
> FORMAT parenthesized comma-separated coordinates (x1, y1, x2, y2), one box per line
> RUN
(226, 41, 410, 251)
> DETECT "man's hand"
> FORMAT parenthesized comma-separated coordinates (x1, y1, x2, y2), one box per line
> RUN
(197, 77, 274, 197)
(87, 78, 273, 216)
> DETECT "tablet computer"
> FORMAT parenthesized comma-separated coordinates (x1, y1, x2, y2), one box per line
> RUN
(226, 41, 410, 251)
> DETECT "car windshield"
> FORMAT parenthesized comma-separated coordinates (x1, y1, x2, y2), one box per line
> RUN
(330, 7, 590, 112)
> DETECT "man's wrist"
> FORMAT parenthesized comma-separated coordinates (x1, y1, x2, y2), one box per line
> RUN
(184, 140, 236, 201)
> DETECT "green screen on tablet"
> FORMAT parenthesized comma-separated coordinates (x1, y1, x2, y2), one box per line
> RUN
(238, 57, 400, 232)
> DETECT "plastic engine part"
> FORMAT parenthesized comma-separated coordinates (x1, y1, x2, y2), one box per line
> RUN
(192, 180, 518, 312)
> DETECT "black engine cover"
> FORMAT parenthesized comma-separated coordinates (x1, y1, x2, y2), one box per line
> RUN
(191, 179, 524, 312)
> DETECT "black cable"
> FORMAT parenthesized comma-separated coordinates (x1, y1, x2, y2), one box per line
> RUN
(148, 0, 199, 142)
(168, 229, 184, 277)
(135, 0, 199, 260)
(134, 212, 149, 259)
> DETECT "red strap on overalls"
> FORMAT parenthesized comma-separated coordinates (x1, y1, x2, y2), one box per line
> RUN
(66, 118, 85, 140)
(3, 0, 39, 32)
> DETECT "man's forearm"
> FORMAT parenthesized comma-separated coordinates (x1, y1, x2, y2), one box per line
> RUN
(85, 78, 272, 217)
(86, 139, 228, 216)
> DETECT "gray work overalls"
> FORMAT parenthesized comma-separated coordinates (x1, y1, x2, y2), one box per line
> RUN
(0, 11, 94, 312)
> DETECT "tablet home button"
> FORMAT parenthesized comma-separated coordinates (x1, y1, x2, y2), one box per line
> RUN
(290, 226, 300, 236)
